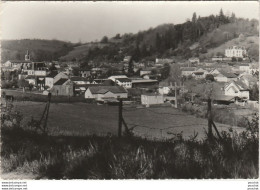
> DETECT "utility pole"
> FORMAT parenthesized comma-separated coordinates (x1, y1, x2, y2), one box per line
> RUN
(207, 98, 213, 141)
(118, 99, 123, 137)
(43, 92, 52, 134)
(174, 82, 177, 108)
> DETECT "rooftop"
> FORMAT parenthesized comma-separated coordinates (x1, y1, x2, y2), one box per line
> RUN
(115, 78, 132, 82)
(54, 78, 69, 85)
(88, 86, 127, 94)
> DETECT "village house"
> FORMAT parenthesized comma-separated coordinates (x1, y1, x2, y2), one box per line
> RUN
(50, 78, 74, 96)
(225, 46, 247, 58)
(141, 93, 164, 106)
(45, 72, 68, 89)
(158, 86, 173, 95)
(192, 72, 205, 79)
(140, 68, 153, 76)
(2, 51, 32, 72)
(84, 86, 127, 100)
(70, 76, 90, 85)
(224, 81, 249, 100)
(181, 67, 196, 77)
(108, 75, 128, 82)
(214, 71, 237, 82)
(114, 78, 132, 89)
(22, 62, 48, 76)
(25, 76, 36, 86)
(2, 60, 32, 72)
(238, 63, 250, 73)
(212, 56, 223, 61)
(79, 69, 91, 78)
(92, 79, 115, 86)
(131, 78, 159, 89)
(155, 58, 173, 64)
(188, 57, 200, 64)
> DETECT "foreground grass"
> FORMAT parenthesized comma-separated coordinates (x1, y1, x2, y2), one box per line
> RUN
(1, 126, 258, 179)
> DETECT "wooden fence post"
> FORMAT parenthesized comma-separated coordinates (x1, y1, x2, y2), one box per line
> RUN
(118, 99, 123, 137)
(43, 92, 51, 134)
(207, 98, 213, 140)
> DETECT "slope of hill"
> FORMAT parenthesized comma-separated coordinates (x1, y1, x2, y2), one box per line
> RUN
(1, 39, 74, 62)
(200, 35, 259, 60)
(59, 43, 108, 61)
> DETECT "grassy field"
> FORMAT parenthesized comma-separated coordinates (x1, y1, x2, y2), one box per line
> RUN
(1, 101, 258, 179)
(10, 101, 244, 140)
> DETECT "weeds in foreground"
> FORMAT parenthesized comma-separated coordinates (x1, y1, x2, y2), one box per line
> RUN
(1, 102, 258, 179)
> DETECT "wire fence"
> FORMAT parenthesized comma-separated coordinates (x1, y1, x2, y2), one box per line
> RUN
(4, 98, 238, 140)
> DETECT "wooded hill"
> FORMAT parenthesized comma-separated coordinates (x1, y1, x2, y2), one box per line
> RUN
(1, 39, 74, 63)
(1, 10, 259, 64)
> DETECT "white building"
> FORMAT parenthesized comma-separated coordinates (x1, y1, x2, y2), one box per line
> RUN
(45, 72, 68, 89)
(224, 81, 249, 100)
(181, 67, 196, 76)
(225, 46, 247, 58)
(114, 78, 132, 89)
(141, 94, 164, 106)
(84, 86, 127, 100)
(108, 75, 128, 82)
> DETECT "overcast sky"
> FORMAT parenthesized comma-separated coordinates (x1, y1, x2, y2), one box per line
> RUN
(1, 1, 259, 43)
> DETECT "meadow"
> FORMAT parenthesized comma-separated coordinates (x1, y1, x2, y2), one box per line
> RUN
(10, 101, 244, 140)
(1, 100, 258, 179)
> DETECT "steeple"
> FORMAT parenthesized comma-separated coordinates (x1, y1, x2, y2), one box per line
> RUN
(25, 50, 30, 61)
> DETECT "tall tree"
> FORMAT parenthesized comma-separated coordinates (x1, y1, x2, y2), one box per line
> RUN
(192, 12, 197, 23)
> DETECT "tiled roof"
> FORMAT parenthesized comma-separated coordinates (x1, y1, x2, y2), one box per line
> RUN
(115, 78, 132, 82)
(70, 76, 89, 81)
(54, 78, 69, 85)
(8, 60, 32, 63)
(46, 71, 58, 78)
(220, 71, 237, 78)
(88, 86, 127, 94)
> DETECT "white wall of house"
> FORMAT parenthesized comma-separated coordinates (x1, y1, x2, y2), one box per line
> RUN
(45, 77, 54, 88)
(158, 87, 170, 95)
(85, 89, 94, 99)
(25, 79, 36, 85)
(224, 83, 249, 99)
(181, 71, 194, 76)
(115, 80, 132, 89)
(141, 95, 164, 105)
(215, 75, 228, 82)
(140, 70, 152, 76)
(85, 89, 127, 100)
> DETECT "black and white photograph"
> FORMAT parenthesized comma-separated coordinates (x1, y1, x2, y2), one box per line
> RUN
(0, 1, 259, 182)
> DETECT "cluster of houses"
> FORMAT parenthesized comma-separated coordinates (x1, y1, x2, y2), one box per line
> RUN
(1, 46, 259, 107)
(180, 46, 258, 105)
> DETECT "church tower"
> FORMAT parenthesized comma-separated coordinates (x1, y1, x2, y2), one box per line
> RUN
(25, 50, 30, 61)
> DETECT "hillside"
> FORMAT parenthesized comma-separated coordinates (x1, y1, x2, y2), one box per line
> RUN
(200, 35, 259, 60)
(1, 39, 74, 62)
(1, 12, 259, 64)
(75, 13, 259, 67)
(59, 43, 108, 62)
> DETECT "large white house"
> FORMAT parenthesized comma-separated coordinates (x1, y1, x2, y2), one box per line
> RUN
(225, 46, 247, 58)
(224, 81, 249, 100)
